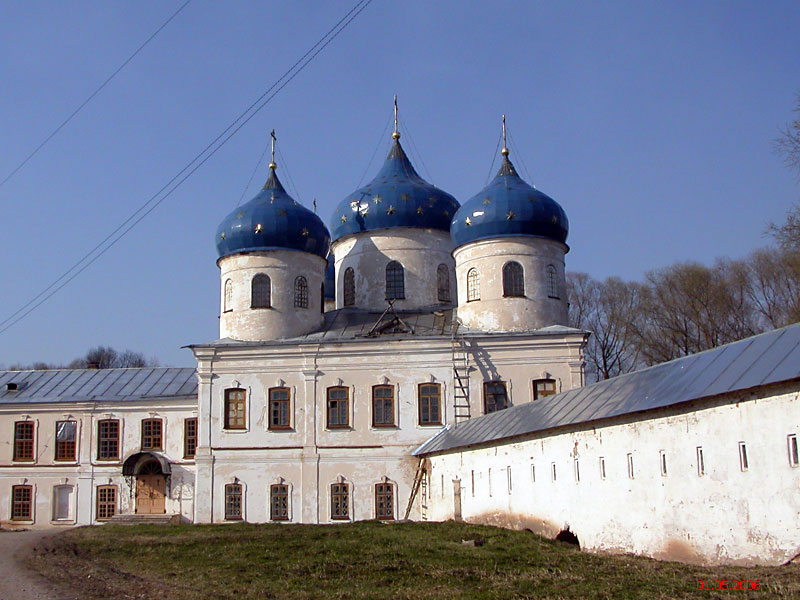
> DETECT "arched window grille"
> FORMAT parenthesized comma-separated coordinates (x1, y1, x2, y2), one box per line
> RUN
(294, 276, 308, 308)
(466, 268, 480, 302)
(343, 267, 355, 307)
(223, 279, 233, 312)
(503, 262, 525, 297)
(436, 264, 450, 303)
(385, 261, 405, 300)
(251, 273, 271, 308)
(547, 265, 559, 298)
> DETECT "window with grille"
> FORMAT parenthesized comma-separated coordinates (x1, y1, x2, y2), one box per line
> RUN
(327, 387, 349, 428)
(97, 419, 119, 460)
(739, 442, 748, 471)
(96, 486, 116, 520)
(483, 381, 509, 413)
(375, 483, 394, 520)
(14, 421, 34, 461)
(11, 485, 32, 520)
(547, 265, 559, 298)
(251, 273, 271, 308)
(502, 262, 525, 297)
(225, 484, 243, 520)
(343, 267, 355, 307)
(533, 378, 557, 400)
(331, 483, 349, 520)
(385, 261, 405, 300)
(436, 264, 450, 302)
(223, 279, 233, 312)
(270, 484, 289, 521)
(55, 420, 76, 461)
(269, 387, 291, 430)
(141, 418, 163, 450)
(418, 383, 442, 425)
(466, 268, 480, 302)
(294, 276, 308, 308)
(184, 418, 198, 458)
(372, 385, 395, 427)
(789, 434, 799, 468)
(224, 388, 246, 430)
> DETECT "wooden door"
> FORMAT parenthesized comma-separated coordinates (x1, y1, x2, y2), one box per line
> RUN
(136, 475, 166, 514)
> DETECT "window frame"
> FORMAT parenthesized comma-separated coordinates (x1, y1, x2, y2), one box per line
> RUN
(466, 268, 480, 302)
(223, 278, 233, 313)
(371, 385, 395, 428)
(436, 263, 450, 303)
(52, 484, 74, 522)
(483, 380, 509, 414)
(326, 386, 350, 429)
(546, 265, 559, 299)
(251, 273, 271, 309)
(13, 421, 35, 462)
(375, 482, 394, 520)
(11, 485, 33, 521)
(140, 418, 163, 451)
(502, 261, 525, 297)
(184, 417, 198, 459)
(418, 383, 442, 426)
(343, 267, 355, 307)
(97, 419, 120, 461)
(55, 420, 77, 462)
(268, 387, 292, 431)
(224, 388, 247, 430)
(330, 483, 350, 521)
(96, 485, 117, 521)
(385, 261, 405, 300)
(788, 434, 799, 468)
(225, 483, 243, 521)
(532, 378, 557, 400)
(294, 276, 309, 309)
(270, 484, 290, 521)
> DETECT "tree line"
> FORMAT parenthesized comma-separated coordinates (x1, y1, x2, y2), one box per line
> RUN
(6, 346, 159, 371)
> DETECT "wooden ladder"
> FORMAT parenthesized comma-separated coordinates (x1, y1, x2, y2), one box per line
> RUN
(404, 458, 426, 520)
(452, 319, 471, 423)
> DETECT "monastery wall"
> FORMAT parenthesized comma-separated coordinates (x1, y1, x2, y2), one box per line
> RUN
(422, 382, 800, 566)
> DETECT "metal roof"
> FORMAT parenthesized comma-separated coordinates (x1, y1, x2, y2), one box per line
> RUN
(0, 367, 197, 405)
(414, 322, 800, 456)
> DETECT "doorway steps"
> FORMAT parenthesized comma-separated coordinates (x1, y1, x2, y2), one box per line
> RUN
(106, 513, 181, 525)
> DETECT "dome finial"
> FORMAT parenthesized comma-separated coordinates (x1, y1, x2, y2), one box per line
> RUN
(268, 129, 277, 171)
(392, 95, 401, 140)
(501, 114, 509, 157)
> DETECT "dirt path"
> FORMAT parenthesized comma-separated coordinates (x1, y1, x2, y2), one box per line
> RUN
(0, 530, 62, 600)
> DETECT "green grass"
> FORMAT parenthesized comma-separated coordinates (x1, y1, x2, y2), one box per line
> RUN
(29, 521, 800, 599)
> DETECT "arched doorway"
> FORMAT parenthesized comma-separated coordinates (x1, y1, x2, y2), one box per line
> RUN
(122, 452, 170, 515)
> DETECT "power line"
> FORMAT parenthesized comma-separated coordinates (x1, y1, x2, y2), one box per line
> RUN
(356, 114, 393, 188)
(236, 141, 270, 207)
(0, 0, 193, 190)
(397, 113, 433, 181)
(0, 0, 374, 336)
(485, 132, 502, 185)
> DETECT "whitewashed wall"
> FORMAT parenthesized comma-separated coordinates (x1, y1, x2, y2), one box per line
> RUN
(423, 382, 800, 566)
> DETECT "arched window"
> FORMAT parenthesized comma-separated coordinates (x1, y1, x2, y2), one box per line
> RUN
(466, 268, 480, 302)
(546, 265, 559, 298)
(343, 267, 355, 307)
(251, 274, 271, 308)
(223, 279, 233, 313)
(320, 283, 325, 313)
(385, 261, 405, 300)
(437, 264, 450, 302)
(294, 276, 308, 308)
(503, 262, 525, 297)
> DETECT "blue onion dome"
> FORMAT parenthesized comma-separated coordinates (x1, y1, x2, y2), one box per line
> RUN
(451, 151, 568, 250)
(324, 255, 335, 300)
(329, 139, 460, 243)
(216, 167, 330, 260)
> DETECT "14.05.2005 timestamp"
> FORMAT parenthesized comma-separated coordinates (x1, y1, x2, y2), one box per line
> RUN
(697, 581, 760, 591)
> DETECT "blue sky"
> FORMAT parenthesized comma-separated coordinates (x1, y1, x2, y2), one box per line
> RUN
(1, 0, 798, 368)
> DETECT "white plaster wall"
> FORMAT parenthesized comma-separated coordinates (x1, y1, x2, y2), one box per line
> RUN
(219, 250, 326, 341)
(331, 229, 456, 311)
(424, 384, 800, 566)
(454, 238, 568, 332)
(0, 399, 196, 527)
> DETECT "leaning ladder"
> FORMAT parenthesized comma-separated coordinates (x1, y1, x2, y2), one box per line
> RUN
(404, 457, 426, 520)
(452, 319, 471, 423)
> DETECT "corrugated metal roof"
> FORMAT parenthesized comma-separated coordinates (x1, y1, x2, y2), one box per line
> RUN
(414, 322, 800, 456)
(0, 367, 197, 405)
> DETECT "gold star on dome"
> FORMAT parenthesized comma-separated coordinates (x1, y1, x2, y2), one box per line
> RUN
(506, 211, 515, 220)
(341, 215, 347, 223)
(301, 228, 310, 237)
(464, 217, 472, 227)
(401, 194, 410, 203)
(387, 205, 396, 215)
(373, 195, 382, 204)
(277, 209, 287, 217)
(254, 224, 263, 234)
(551, 215, 558, 224)
(270, 194, 276, 204)
(482, 198, 492, 205)
(220, 232, 226, 240)
(236, 212, 244, 219)
(416, 207, 425, 215)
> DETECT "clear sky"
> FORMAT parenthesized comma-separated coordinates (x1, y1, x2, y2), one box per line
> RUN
(1, 0, 798, 368)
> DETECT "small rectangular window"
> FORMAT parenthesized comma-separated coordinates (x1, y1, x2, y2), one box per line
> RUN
(270, 484, 289, 521)
(372, 385, 395, 427)
(483, 381, 509, 413)
(627, 453, 635, 479)
(551, 462, 557, 482)
(532, 378, 557, 400)
(738, 442, 748, 472)
(507, 466, 512, 494)
(11, 485, 32, 521)
(375, 483, 394, 520)
(418, 383, 442, 426)
(224, 388, 246, 430)
(659, 450, 667, 477)
(599, 456, 606, 480)
(269, 387, 291, 430)
(331, 483, 349, 520)
(97, 419, 120, 461)
(225, 484, 243, 520)
(574, 459, 580, 482)
(530, 463, 536, 483)
(13, 421, 34, 462)
(141, 418, 163, 451)
(788, 435, 799, 468)
(184, 418, 198, 458)
(327, 387, 349, 429)
(55, 421, 77, 461)
(696, 447, 705, 476)
(471, 470, 475, 496)
(96, 486, 116, 521)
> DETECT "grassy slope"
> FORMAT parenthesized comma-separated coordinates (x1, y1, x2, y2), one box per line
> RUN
(29, 521, 800, 600)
